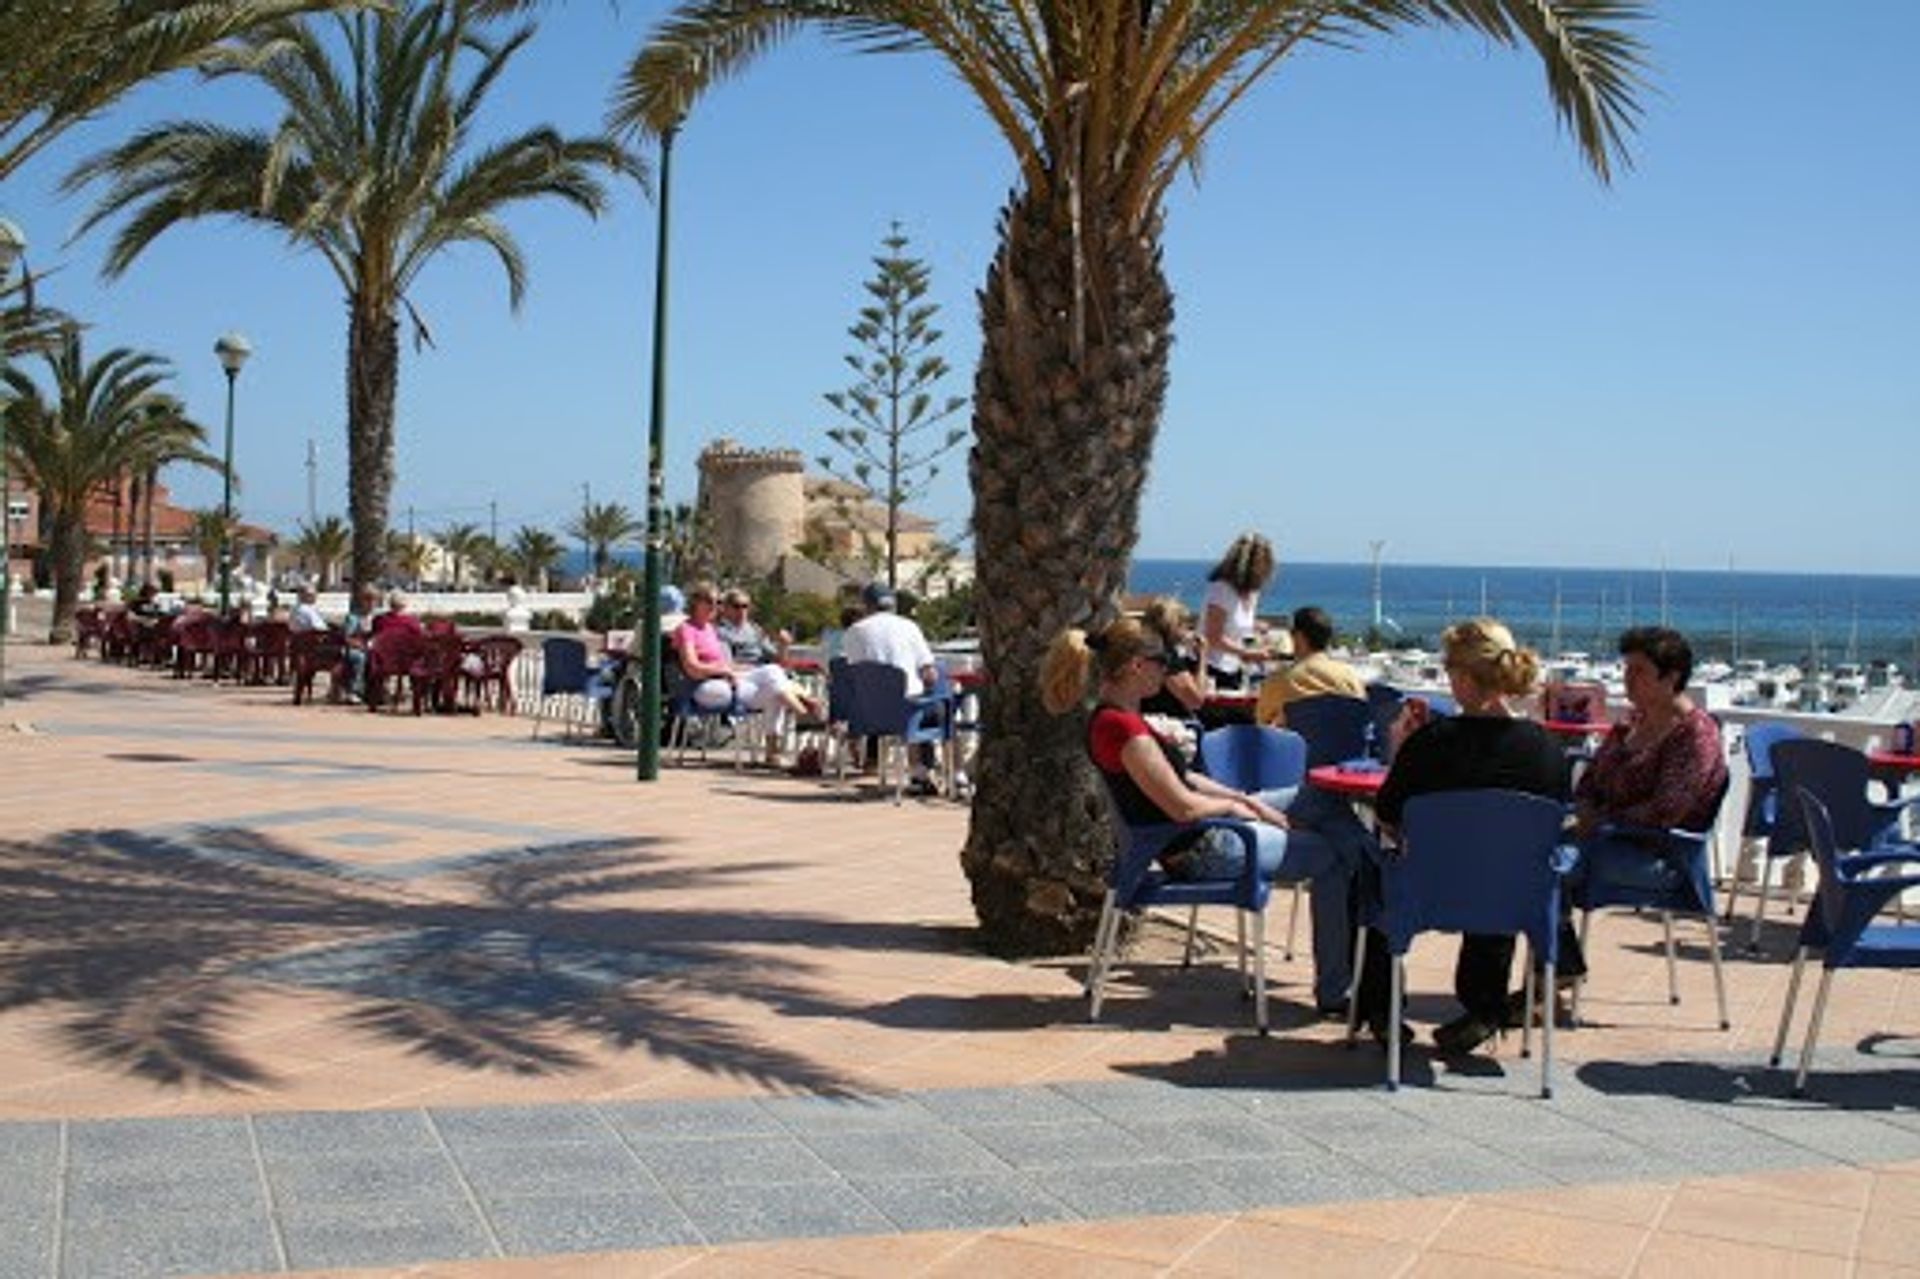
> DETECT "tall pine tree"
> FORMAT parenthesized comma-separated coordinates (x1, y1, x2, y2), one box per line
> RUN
(820, 223, 968, 590)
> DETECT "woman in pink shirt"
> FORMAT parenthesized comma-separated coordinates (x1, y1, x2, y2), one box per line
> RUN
(674, 581, 820, 763)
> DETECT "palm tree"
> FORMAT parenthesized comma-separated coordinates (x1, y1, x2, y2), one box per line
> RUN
(565, 500, 640, 579)
(436, 522, 486, 588)
(384, 530, 433, 588)
(3, 329, 216, 639)
(509, 525, 562, 591)
(612, 0, 1647, 954)
(124, 394, 206, 587)
(68, 1, 641, 597)
(1, 0, 363, 184)
(292, 515, 352, 587)
(188, 509, 236, 593)
(661, 500, 714, 585)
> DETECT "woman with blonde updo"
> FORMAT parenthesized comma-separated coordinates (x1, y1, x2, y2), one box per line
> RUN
(1046, 617, 1356, 1006)
(1137, 596, 1210, 719)
(1355, 617, 1571, 1052)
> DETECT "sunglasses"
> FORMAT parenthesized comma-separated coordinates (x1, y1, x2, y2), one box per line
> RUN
(1139, 650, 1171, 667)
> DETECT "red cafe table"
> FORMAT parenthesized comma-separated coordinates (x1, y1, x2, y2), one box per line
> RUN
(1867, 751, 1920, 794)
(1308, 763, 1387, 801)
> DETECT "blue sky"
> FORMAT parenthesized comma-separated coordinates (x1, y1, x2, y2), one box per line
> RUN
(3, 2, 1915, 574)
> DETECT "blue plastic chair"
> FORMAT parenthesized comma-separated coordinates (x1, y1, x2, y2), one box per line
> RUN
(1196, 725, 1309, 960)
(1723, 722, 1804, 947)
(666, 658, 750, 766)
(1284, 694, 1373, 769)
(530, 636, 611, 741)
(1567, 777, 1732, 1031)
(1086, 793, 1276, 1033)
(833, 660, 954, 802)
(1770, 788, 1920, 1097)
(1758, 738, 1920, 948)
(1351, 790, 1575, 1097)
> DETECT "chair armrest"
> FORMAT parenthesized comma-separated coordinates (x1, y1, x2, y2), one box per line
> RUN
(1595, 821, 1710, 848)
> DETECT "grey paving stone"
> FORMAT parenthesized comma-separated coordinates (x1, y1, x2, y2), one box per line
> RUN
(0, 1146, 58, 1218)
(1041, 1159, 1247, 1219)
(60, 1205, 278, 1279)
(757, 1093, 943, 1134)
(264, 1147, 468, 1206)
(1195, 1149, 1405, 1211)
(0, 1122, 61, 1176)
(1353, 1138, 1557, 1196)
(431, 1104, 617, 1150)
(278, 1198, 496, 1270)
(1273, 1102, 1441, 1150)
(1719, 1106, 1920, 1163)
(1119, 1116, 1316, 1160)
(962, 1121, 1157, 1171)
(638, 1135, 834, 1188)
(798, 1127, 1007, 1180)
(600, 1097, 787, 1144)
(1378, 1091, 1613, 1143)
(454, 1141, 653, 1200)
(67, 1116, 253, 1165)
(670, 1180, 894, 1245)
(64, 1157, 267, 1221)
(252, 1108, 439, 1159)
(913, 1086, 1099, 1127)
(1047, 1079, 1248, 1124)
(851, 1172, 1075, 1232)
(485, 1189, 703, 1255)
(1501, 1132, 1697, 1185)
(0, 1209, 55, 1279)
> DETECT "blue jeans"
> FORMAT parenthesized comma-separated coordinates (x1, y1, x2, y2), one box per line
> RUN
(1186, 784, 1370, 1008)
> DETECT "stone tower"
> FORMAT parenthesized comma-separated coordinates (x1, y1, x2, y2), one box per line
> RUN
(696, 438, 806, 576)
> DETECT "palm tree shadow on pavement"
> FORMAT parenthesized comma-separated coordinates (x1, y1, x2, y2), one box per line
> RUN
(0, 826, 955, 1096)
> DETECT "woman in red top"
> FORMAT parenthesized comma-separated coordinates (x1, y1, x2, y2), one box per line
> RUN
(1042, 616, 1361, 1010)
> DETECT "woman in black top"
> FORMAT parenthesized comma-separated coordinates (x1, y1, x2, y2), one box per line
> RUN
(1355, 617, 1570, 1051)
(1137, 597, 1211, 720)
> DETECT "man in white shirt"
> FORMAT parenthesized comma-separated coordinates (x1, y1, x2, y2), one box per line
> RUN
(842, 582, 942, 793)
(289, 584, 327, 634)
(842, 583, 936, 695)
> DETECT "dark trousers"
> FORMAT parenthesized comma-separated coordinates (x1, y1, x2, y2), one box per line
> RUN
(1356, 923, 1586, 1027)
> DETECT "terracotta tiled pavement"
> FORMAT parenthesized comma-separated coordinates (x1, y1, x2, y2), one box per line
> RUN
(2, 642, 1917, 1277)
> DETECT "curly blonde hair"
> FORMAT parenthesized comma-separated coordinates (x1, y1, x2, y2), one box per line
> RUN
(1206, 532, 1275, 594)
(1442, 616, 1540, 698)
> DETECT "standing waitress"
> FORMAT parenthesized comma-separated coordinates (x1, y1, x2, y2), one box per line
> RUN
(1201, 532, 1275, 690)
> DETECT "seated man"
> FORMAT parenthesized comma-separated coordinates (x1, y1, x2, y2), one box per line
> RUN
(289, 584, 327, 634)
(1256, 606, 1366, 728)
(842, 582, 943, 795)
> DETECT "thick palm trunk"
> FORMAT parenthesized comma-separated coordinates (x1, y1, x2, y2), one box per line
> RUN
(47, 510, 83, 642)
(346, 303, 398, 596)
(960, 190, 1174, 956)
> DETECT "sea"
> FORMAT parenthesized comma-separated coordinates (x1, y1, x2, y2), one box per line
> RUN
(1128, 560, 1920, 671)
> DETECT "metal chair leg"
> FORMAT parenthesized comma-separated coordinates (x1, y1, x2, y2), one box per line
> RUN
(1283, 884, 1302, 962)
(1705, 914, 1730, 1030)
(1252, 908, 1270, 1035)
(1571, 909, 1593, 1026)
(1386, 953, 1404, 1091)
(1180, 904, 1201, 968)
(1345, 927, 1368, 1046)
(1519, 948, 1536, 1060)
(1235, 910, 1248, 994)
(1792, 968, 1835, 1098)
(1539, 937, 1556, 1100)
(1087, 892, 1120, 1017)
(1750, 859, 1774, 951)
(1662, 911, 1680, 1005)
(1769, 944, 1809, 1067)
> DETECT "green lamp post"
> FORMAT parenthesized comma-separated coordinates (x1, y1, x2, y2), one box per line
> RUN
(637, 122, 678, 782)
(0, 215, 26, 710)
(213, 331, 251, 615)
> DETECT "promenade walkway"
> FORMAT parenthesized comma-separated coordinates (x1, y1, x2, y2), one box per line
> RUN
(1, 642, 1915, 1278)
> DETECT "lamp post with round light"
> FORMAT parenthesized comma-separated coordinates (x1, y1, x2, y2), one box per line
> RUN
(0, 216, 26, 710)
(213, 332, 251, 616)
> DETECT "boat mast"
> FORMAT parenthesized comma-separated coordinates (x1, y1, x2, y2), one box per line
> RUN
(1550, 579, 1563, 656)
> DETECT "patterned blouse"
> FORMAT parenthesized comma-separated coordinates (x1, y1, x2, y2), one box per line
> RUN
(1576, 706, 1727, 833)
